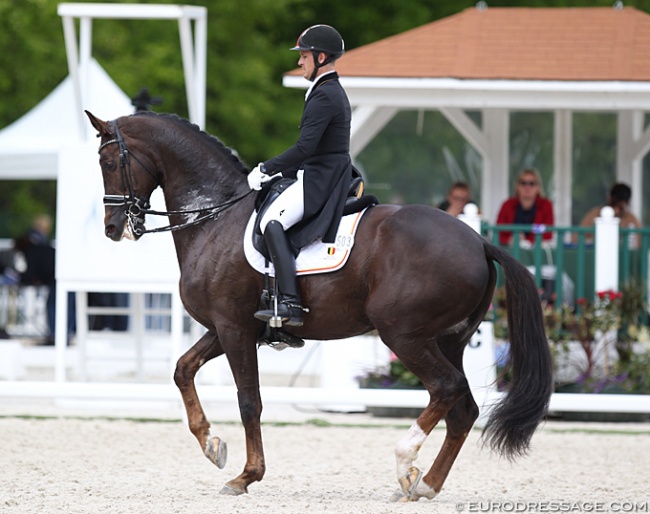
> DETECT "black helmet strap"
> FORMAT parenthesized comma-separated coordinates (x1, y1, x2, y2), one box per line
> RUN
(309, 50, 334, 81)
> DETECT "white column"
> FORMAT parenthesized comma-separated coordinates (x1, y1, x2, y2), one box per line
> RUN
(439, 107, 509, 224)
(617, 111, 645, 221)
(595, 206, 620, 292)
(554, 110, 573, 227)
(464, 321, 497, 427)
(482, 109, 510, 225)
(61, 15, 84, 141)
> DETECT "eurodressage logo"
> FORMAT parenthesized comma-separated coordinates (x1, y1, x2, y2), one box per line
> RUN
(457, 501, 648, 512)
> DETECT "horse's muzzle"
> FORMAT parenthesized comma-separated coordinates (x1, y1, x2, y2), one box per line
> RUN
(104, 220, 144, 241)
(104, 208, 145, 241)
(105, 224, 119, 240)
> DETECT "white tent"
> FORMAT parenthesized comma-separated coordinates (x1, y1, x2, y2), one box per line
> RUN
(0, 58, 133, 180)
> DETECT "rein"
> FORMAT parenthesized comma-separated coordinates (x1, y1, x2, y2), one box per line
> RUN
(99, 121, 253, 235)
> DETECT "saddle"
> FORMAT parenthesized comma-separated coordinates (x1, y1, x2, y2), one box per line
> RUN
(252, 170, 375, 261)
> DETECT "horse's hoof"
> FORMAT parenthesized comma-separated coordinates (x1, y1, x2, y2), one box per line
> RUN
(219, 484, 245, 496)
(396, 466, 423, 501)
(205, 436, 228, 469)
(388, 489, 407, 503)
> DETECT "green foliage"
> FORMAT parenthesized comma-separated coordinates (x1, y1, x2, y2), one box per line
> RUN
(0, 0, 67, 126)
(614, 343, 650, 394)
(509, 112, 554, 195)
(572, 113, 617, 225)
(493, 280, 650, 394)
(0, 180, 56, 237)
(357, 110, 482, 205)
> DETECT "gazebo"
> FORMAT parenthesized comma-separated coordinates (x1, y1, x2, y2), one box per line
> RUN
(284, 6, 650, 224)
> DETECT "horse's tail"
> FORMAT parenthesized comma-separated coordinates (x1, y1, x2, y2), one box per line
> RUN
(481, 241, 553, 460)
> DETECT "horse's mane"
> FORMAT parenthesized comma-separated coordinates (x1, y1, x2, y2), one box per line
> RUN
(133, 111, 249, 175)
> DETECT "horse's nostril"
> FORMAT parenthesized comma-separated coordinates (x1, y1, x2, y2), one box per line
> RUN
(105, 225, 116, 238)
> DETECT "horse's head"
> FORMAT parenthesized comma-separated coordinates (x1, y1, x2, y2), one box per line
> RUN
(86, 110, 159, 241)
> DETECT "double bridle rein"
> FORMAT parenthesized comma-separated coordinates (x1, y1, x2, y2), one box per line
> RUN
(98, 121, 253, 236)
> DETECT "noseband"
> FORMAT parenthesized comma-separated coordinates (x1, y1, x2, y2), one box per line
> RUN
(97, 120, 253, 235)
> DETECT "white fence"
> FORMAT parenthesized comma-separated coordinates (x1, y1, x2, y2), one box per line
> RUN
(1, 208, 649, 419)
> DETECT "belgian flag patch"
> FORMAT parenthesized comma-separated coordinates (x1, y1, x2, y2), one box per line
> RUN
(327, 247, 336, 255)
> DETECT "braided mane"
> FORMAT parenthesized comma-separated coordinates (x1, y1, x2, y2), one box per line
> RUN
(133, 111, 249, 175)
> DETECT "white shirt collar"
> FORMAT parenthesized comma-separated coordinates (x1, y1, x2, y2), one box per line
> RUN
(305, 70, 337, 100)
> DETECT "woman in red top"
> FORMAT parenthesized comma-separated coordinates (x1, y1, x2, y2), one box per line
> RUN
(496, 168, 554, 245)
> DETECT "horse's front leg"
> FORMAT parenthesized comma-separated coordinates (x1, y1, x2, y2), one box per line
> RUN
(218, 328, 266, 496)
(173, 331, 228, 469)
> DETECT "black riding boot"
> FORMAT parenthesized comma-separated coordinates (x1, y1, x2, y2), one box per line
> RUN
(254, 221, 304, 327)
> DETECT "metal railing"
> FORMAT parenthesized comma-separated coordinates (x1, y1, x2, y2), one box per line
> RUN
(482, 223, 650, 309)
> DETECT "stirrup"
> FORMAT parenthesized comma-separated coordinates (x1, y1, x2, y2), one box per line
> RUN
(254, 299, 306, 328)
(258, 326, 305, 351)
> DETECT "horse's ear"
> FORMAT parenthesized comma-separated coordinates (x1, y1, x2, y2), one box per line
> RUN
(85, 110, 109, 137)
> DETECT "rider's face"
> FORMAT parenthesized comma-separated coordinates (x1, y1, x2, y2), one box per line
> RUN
(298, 50, 318, 81)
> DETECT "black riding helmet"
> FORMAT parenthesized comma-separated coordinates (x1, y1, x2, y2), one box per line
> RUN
(291, 25, 345, 80)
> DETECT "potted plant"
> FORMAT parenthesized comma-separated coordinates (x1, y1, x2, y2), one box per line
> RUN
(494, 280, 650, 420)
(357, 353, 424, 418)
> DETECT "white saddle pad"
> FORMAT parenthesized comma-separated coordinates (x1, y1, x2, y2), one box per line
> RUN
(243, 208, 368, 276)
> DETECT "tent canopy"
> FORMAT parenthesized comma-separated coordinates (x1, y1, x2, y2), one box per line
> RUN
(0, 59, 133, 180)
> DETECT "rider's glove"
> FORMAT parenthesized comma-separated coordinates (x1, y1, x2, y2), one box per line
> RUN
(247, 163, 272, 191)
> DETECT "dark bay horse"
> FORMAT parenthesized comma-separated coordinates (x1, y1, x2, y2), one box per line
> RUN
(85, 110, 552, 502)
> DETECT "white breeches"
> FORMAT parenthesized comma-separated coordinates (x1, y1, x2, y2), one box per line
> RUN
(260, 170, 305, 233)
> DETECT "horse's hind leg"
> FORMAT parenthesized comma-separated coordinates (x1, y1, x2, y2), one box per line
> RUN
(421, 334, 479, 494)
(386, 332, 475, 502)
(173, 331, 227, 469)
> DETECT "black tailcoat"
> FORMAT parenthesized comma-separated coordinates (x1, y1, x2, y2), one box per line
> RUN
(264, 71, 352, 249)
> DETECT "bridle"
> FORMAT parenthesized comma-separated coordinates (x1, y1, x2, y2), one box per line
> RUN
(98, 120, 253, 236)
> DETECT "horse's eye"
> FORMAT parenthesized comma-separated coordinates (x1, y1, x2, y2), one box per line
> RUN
(102, 160, 115, 171)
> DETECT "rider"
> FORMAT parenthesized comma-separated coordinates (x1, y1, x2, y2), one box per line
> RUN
(247, 24, 352, 327)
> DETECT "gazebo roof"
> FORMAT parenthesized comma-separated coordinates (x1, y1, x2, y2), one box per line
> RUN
(289, 6, 650, 81)
(284, 6, 650, 111)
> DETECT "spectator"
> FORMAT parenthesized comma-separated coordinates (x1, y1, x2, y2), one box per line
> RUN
(14, 214, 75, 345)
(14, 215, 56, 343)
(578, 182, 641, 244)
(437, 182, 474, 217)
(496, 168, 554, 246)
(15, 214, 55, 290)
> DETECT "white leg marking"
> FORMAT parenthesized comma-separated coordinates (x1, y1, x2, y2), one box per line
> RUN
(414, 480, 439, 500)
(395, 422, 427, 477)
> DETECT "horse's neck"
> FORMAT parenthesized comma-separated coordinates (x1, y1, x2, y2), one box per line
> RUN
(144, 124, 252, 261)
(159, 157, 248, 214)
(163, 179, 254, 265)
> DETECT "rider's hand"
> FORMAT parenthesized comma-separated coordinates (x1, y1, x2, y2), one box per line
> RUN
(247, 163, 271, 191)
